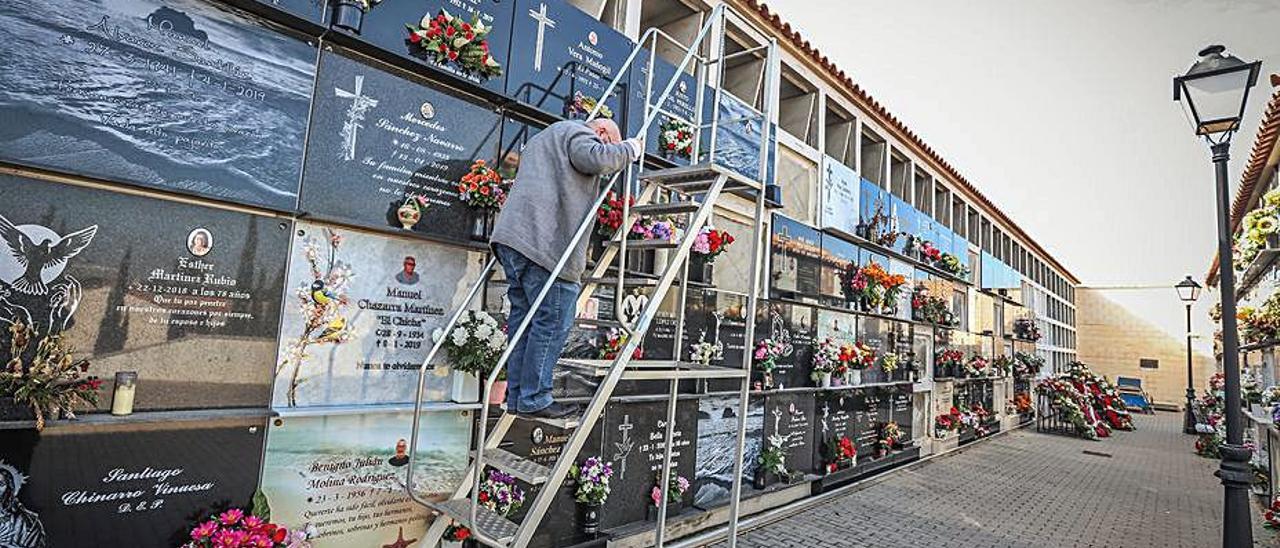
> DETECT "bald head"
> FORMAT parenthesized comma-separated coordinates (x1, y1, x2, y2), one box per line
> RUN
(586, 118, 622, 144)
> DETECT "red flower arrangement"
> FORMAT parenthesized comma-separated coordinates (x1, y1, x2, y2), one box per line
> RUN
(692, 226, 734, 262)
(825, 435, 857, 473)
(599, 328, 642, 360)
(444, 522, 473, 542)
(935, 349, 964, 377)
(406, 10, 502, 80)
(596, 192, 636, 237)
(457, 159, 508, 210)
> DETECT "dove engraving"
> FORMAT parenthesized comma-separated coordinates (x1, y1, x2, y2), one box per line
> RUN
(0, 213, 97, 295)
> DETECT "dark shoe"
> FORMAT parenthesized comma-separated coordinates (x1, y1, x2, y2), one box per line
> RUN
(522, 402, 580, 419)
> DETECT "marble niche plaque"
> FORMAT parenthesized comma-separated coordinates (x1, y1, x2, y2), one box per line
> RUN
(506, 0, 630, 127)
(0, 0, 316, 211)
(769, 214, 821, 300)
(599, 399, 697, 528)
(890, 386, 914, 439)
(260, 409, 471, 548)
(272, 222, 487, 408)
(300, 48, 502, 246)
(852, 389, 885, 458)
(628, 50, 698, 164)
(344, 0, 514, 94)
(820, 156, 860, 236)
(753, 300, 816, 390)
(692, 394, 763, 509)
(0, 416, 266, 548)
(762, 391, 815, 477)
(0, 174, 288, 411)
(819, 233, 859, 306)
(814, 390, 859, 471)
(816, 308, 858, 344)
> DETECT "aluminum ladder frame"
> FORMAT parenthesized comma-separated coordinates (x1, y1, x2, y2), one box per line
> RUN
(406, 5, 778, 547)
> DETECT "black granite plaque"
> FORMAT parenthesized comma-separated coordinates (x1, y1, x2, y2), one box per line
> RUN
(0, 174, 287, 412)
(300, 48, 502, 245)
(852, 389, 883, 458)
(506, 0, 630, 127)
(0, 416, 266, 548)
(692, 394, 763, 509)
(0, 0, 316, 211)
(753, 300, 815, 390)
(819, 233, 859, 305)
(504, 416, 604, 548)
(599, 398, 697, 527)
(813, 390, 858, 471)
(769, 214, 821, 300)
(232, 0, 328, 29)
(762, 392, 814, 476)
(345, 0, 514, 93)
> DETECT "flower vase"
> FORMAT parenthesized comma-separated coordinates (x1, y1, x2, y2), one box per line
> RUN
(489, 380, 507, 405)
(0, 397, 34, 422)
(396, 202, 421, 230)
(688, 256, 713, 284)
(450, 371, 479, 403)
(848, 369, 862, 386)
(762, 372, 775, 390)
(331, 0, 366, 34)
(818, 372, 832, 389)
(470, 210, 495, 242)
(752, 468, 771, 490)
(579, 502, 603, 535)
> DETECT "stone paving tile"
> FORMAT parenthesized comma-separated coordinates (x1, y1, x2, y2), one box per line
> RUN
(712, 412, 1273, 548)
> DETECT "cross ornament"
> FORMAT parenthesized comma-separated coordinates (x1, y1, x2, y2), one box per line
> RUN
(528, 3, 557, 72)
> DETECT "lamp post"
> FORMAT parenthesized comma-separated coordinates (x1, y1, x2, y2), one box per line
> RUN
(1174, 44, 1263, 548)
(1175, 275, 1202, 434)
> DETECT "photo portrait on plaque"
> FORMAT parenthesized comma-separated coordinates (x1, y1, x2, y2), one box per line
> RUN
(0, 174, 288, 412)
(0, 0, 316, 210)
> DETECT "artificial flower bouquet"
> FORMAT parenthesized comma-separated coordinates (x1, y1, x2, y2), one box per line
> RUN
(564, 90, 613, 120)
(691, 226, 734, 263)
(934, 349, 964, 378)
(1262, 496, 1280, 530)
(630, 216, 679, 242)
(824, 435, 857, 473)
(456, 159, 508, 210)
(658, 117, 694, 159)
(443, 523, 472, 545)
(937, 253, 970, 278)
(433, 310, 507, 378)
(1012, 317, 1042, 341)
(877, 421, 904, 457)
(846, 262, 907, 313)
(911, 284, 955, 326)
(651, 473, 690, 506)
(991, 355, 1014, 377)
(689, 335, 722, 366)
(962, 355, 989, 378)
(569, 456, 614, 505)
(811, 338, 842, 384)
(0, 323, 101, 431)
(596, 192, 636, 237)
(181, 508, 309, 548)
(599, 328, 643, 360)
(406, 10, 503, 79)
(754, 338, 786, 388)
(479, 469, 525, 517)
(934, 408, 963, 438)
(1012, 351, 1044, 378)
(1234, 188, 1280, 271)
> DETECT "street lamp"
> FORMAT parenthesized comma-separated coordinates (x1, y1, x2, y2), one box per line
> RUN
(1175, 275, 1202, 435)
(1174, 44, 1262, 548)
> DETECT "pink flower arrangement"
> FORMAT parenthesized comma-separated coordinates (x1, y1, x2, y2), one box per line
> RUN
(650, 474, 690, 506)
(182, 508, 304, 548)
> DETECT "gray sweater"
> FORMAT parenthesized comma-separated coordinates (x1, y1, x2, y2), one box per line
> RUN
(490, 121, 635, 282)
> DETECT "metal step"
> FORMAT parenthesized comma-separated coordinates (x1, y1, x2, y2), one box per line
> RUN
(513, 413, 581, 429)
(640, 163, 762, 193)
(434, 499, 518, 546)
(574, 317, 627, 330)
(487, 448, 551, 485)
(582, 275, 659, 287)
(606, 239, 678, 249)
(559, 358, 748, 380)
(631, 201, 701, 215)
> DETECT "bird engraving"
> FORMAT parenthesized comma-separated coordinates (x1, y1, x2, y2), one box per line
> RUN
(0, 214, 97, 295)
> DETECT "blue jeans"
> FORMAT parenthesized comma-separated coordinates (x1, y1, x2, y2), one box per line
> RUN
(494, 244, 579, 413)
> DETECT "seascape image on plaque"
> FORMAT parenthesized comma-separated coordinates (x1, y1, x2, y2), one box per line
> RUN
(260, 409, 471, 548)
(506, 0, 630, 127)
(300, 48, 503, 246)
(0, 0, 316, 211)
(820, 156, 859, 236)
(710, 93, 771, 181)
(692, 394, 763, 509)
(819, 233, 859, 304)
(889, 259, 914, 320)
(273, 222, 486, 408)
(0, 174, 288, 411)
(769, 214, 821, 299)
(0, 417, 266, 548)
(353, 0, 514, 93)
(599, 399, 696, 528)
(816, 308, 857, 344)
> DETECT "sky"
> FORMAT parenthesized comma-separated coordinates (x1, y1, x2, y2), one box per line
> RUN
(767, 0, 1280, 290)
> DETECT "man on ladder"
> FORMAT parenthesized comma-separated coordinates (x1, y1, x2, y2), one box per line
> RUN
(489, 118, 642, 419)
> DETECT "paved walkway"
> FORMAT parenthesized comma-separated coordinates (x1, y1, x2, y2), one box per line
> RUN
(715, 412, 1271, 548)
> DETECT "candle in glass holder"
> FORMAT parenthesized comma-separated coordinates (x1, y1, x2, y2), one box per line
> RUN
(111, 371, 137, 416)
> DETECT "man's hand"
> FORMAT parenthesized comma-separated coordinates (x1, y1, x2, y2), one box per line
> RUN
(622, 138, 644, 162)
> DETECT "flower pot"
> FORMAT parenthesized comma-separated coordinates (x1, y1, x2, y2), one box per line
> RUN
(396, 203, 421, 230)
(818, 372, 832, 389)
(847, 369, 862, 386)
(578, 502, 602, 535)
(450, 371, 479, 403)
(331, 0, 366, 34)
(0, 397, 34, 422)
(688, 256, 713, 284)
(489, 380, 507, 405)
(470, 210, 496, 242)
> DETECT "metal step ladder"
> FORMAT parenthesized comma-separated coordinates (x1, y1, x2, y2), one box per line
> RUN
(406, 4, 778, 547)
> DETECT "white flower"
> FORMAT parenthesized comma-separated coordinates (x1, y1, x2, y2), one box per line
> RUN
(450, 328, 468, 347)
(476, 322, 493, 339)
(487, 336, 505, 352)
(432, 328, 444, 342)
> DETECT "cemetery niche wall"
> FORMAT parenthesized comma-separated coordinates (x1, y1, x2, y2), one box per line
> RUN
(0, 0, 1040, 544)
